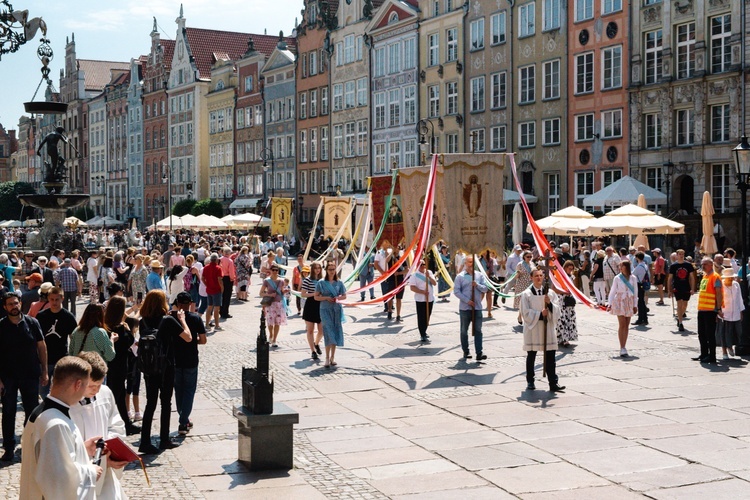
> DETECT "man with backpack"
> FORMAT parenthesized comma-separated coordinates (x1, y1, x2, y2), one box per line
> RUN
(633, 252, 650, 326)
(172, 292, 207, 435)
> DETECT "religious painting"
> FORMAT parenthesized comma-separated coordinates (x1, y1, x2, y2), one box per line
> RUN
(370, 174, 404, 246)
(398, 166, 446, 247)
(270, 197, 293, 236)
(323, 196, 353, 239)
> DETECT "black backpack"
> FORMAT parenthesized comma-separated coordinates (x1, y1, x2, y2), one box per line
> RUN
(137, 319, 167, 376)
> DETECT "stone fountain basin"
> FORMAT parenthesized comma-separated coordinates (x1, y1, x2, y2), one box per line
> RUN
(19, 194, 90, 209)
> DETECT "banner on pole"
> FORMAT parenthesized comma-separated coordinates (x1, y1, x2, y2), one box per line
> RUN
(270, 197, 293, 236)
(323, 197, 352, 239)
(371, 174, 404, 247)
(398, 165, 446, 247)
(442, 153, 505, 254)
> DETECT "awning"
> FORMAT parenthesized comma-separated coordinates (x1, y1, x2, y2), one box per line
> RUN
(229, 198, 262, 210)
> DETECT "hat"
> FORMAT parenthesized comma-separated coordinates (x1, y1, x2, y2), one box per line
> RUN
(175, 291, 193, 304)
(513, 244, 522, 251)
(64, 258, 71, 264)
(701, 257, 714, 265)
(39, 282, 54, 294)
(150, 260, 164, 269)
(24, 250, 34, 256)
(721, 268, 737, 278)
(302, 265, 311, 273)
(25, 272, 43, 282)
(652, 248, 661, 254)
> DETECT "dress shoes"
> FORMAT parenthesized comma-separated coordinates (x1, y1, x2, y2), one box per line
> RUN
(526, 382, 536, 391)
(463, 352, 472, 359)
(1, 449, 14, 461)
(126, 425, 142, 436)
(476, 353, 487, 361)
(159, 439, 180, 450)
(549, 384, 566, 392)
(138, 444, 160, 455)
(691, 356, 706, 361)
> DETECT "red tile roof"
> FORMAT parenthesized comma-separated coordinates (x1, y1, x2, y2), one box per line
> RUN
(184, 28, 296, 80)
(78, 59, 131, 92)
(161, 39, 175, 71)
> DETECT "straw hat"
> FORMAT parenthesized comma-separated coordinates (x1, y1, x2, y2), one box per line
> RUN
(721, 268, 737, 279)
(150, 260, 164, 269)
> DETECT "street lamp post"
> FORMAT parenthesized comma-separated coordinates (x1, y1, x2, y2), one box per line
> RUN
(732, 136, 750, 353)
(260, 147, 275, 198)
(162, 163, 172, 233)
(416, 119, 436, 165)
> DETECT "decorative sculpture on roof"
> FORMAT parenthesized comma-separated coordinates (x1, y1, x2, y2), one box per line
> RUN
(363, 0, 373, 19)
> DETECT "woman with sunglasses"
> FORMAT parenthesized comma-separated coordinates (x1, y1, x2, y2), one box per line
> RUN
(514, 251, 536, 324)
(408, 260, 436, 342)
(315, 261, 347, 368)
(302, 262, 324, 360)
(260, 265, 289, 348)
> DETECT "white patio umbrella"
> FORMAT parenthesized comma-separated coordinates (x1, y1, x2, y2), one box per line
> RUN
(64, 216, 87, 227)
(700, 191, 718, 255)
(227, 212, 272, 229)
(528, 206, 595, 236)
(154, 215, 184, 230)
(586, 204, 684, 236)
(633, 194, 650, 250)
(512, 203, 523, 245)
(582, 175, 667, 207)
(190, 214, 228, 230)
(2, 220, 23, 227)
(503, 189, 538, 205)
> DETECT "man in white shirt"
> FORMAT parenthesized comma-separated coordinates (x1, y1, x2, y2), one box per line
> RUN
(374, 242, 393, 316)
(408, 259, 436, 342)
(501, 245, 524, 299)
(20, 356, 102, 500)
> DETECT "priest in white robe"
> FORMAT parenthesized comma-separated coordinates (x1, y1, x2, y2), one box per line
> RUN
(520, 269, 566, 392)
(20, 356, 101, 500)
(71, 352, 129, 500)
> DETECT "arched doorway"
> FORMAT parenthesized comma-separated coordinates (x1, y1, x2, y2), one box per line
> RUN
(674, 175, 695, 214)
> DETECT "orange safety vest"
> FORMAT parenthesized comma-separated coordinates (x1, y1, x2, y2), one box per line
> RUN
(697, 272, 720, 311)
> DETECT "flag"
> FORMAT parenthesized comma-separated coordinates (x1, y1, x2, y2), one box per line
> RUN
(270, 197, 293, 236)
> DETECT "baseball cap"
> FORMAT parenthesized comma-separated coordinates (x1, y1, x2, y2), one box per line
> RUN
(26, 272, 43, 282)
(175, 292, 193, 304)
(652, 248, 661, 254)
(513, 244, 522, 251)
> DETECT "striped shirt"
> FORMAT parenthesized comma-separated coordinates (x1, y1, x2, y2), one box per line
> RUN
(68, 327, 116, 362)
(302, 277, 318, 296)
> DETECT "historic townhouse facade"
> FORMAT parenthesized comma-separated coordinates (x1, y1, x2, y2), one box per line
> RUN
(126, 58, 145, 222)
(569, 0, 630, 211)
(207, 58, 238, 207)
(142, 24, 173, 222)
(87, 94, 107, 215)
(12, 117, 34, 184)
(105, 70, 131, 221)
(629, 0, 742, 217)
(329, 0, 380, 194)
(367, 0, 420, 175)
(261, 39, 297, 200)
(418, 0, 464, 160)
(0, 124, 15, 184)
(232, 38, 273, 213)
(295, 0, 335, 222)
(507, 0, 568, 218)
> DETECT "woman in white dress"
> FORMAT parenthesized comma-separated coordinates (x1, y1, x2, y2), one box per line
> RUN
(607, 260, 638, 358)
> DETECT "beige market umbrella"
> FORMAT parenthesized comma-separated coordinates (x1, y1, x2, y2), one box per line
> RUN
(190, 214, 228, 230)
(512, 203, 523, 245)
(586, 204, 685, 236)
(700, 191, 718, 255)
(64, 216, 87, 227)
(633, 194, 650, 250)
(528, 206, 595, 236)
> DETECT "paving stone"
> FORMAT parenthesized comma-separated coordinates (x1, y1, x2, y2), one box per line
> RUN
(327, 446, 437, 470)
(562, 446, 687, 477)
(500, 420, 598, 442)
(350, 458, 459, 480)
(369, 469, 488, 496)
(394, 486, 516, 499)
(412, 430, 514, 451)
(479, 462, 610, 494)
(612, 463, 732, 492)
(530, 431, 632, 455)
(520, 485, 645, 500)
(645, 478, 750, 499)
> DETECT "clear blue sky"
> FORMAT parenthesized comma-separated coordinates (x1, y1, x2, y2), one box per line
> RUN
(0, 0, 303, 132)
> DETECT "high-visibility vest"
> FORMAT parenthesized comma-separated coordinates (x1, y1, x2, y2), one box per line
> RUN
(697, 272, 720, 311)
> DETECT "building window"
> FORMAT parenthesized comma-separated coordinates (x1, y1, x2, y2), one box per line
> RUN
(543, 118, 560, 145)
(429, 85, 440, 117)
(321, 87, 329, 115)
(389, 89, 401, 127)
(470, 76, 485, 112)
(374, 92, 386, 129)
(543, 0, 560, 30)
(519, 2, 535, 37)
(374, 47, 385, 77)
(310, 51, 318, 76)
(712, 164, 732, 213)
(388, 142, 400, 169)
(645, 113, 661, 149)
(602, 46, 622, 89)
(428, 33, 439, 66)
(711, 15, 731, 74)
(711, 104, 730, 143)
(310, 128, 318, 162)
(404, 139, 417, 167)
(374, 143, 386, 174)
(491, 125, 507, 151)
(333, 124, 343, 159)
(490, 72, 506, 109)
(404, 37, 416, 69)
(575, 0, 593, 21)
(602, 109, 622, 138)
(388, 42, 401, 74)
(543, 59, 560, 99)
(333, 84, 343, 111)
(645, 30, 663, 84)
(576, 171, 594, 208)
(446, 133, 459, 153)
(300, 130, 308, 162)
(345, 122, 356, 157)
(645, 167, 663, 193)
(299, 92, 307, 120)
(491, 12, 506, 45)
(345, 81, 355, 108)
(519, 65, 535, 103)
(519, 121, 536, 148)
(603, 169, 621, 188)
(575, 52, 593, 94)
(446, 28, 458, 62)
(675, 23, 695, 79)
(603, 0, 621, 14)
(470, 19, 485, 51)
(547, 174, 560, 214)
(357, 78, 367, 106)
(244, 75, 253, 92)
(575, 113, 594, 141)
(321, 126, 329, 160)
(357, 121, 367, 157)
(446, 82, 458, 115)
(471, 129, 486, 152)
(310, 89, 318, 117)
(344, 35, 354, 63)
(676, 109, 694, 146)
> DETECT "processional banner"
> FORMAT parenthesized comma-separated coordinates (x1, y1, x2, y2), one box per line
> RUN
(323, 197, 352, 239)
(398, 166, 447, 247)
(442, 153, 505, 254)
(270, 197, 293, 236)
(370, 174, 403, 247)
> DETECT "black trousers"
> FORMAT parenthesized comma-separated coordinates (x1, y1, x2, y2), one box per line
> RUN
(63, 290, 77, 316)
(1, 377, 39, 451)
(106, 368, 133, 428)
(415, 301, 434, 337)
(637, 284, 647, 323)
(526, 351, 558, 387)
(140, 366, 175, 445)
(220, 276, 233, 317)
(697, 310, 718, 361)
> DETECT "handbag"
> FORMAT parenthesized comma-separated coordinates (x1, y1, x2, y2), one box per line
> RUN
(260, 295, 274, 307)
(563, 295, 576, 307)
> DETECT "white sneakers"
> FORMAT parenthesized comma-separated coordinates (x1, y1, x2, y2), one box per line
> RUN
(620, 348, 628, 358)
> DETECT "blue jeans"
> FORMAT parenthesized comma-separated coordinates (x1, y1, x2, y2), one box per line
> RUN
(198, 295, 208, 314)
(459, 309, 483, 356)
(174, 367, 198, 426)
(1, 377, 39, 451)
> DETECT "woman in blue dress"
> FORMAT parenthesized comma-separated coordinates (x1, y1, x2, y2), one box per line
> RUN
(315, 261, 347, 368)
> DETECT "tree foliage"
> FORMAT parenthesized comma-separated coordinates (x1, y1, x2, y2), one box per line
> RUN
(67, 205, 96, 221)
(172, 198, 197, 217)
(0, 181, 36, 221)
(190, 198, 224, 218)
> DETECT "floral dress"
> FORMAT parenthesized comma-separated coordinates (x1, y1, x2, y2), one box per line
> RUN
(130, 266, 148, 300)
(235, 253, 252, 284)
(513, 261, 535, 309)
(556, 272, 578, 344)
(263, 278, 288, 326)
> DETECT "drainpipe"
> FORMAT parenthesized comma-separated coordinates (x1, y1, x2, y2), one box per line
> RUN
(508, 0, 515, 189)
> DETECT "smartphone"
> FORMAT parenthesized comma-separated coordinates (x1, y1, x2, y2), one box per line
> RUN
(137, 292, 143, 302)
